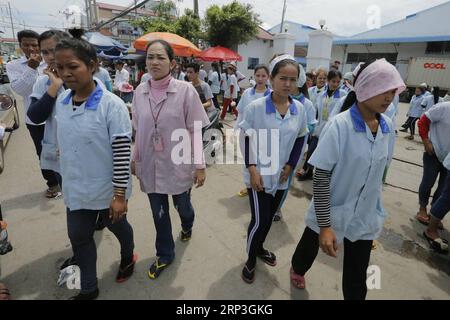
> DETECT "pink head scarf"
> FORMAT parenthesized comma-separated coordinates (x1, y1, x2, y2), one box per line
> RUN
(354, 58, 406, 102)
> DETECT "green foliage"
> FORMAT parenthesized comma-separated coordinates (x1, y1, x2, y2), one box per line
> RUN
(203, 1, 260, 48)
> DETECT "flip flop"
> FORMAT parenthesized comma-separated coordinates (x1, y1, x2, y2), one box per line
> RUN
(0, 283, 11, 300)
(238, 189, 248, 197)
(290, 267, 305, 289)
(423, 231, 449, 254)
(415, 214, 444, 230)
(241, 264, 255, 284)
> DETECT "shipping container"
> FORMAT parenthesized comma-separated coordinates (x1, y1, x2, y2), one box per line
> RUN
(406, 57, 450, 90)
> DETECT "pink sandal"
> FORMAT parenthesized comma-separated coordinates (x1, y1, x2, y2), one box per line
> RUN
(290, 267, 305, 289)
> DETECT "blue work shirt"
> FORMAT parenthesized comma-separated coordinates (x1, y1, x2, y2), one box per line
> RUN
(314, 88, 348, 137)
(305, 103, 395, 242)
(407, 94, 425, 118)
(30, 75, 66, 173)
(55, 83, 132, 211)
(238, 94, 308, 195)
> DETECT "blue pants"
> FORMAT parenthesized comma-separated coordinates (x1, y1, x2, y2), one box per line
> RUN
(147, 190, 195, 264)
(67, 208, 134, 294)
(418, 152, 447, 208)
(430, 169, 450, 220)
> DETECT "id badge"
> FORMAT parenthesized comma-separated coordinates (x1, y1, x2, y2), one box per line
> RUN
(152, 132, 164, 152)
(322, 107, 329, 121)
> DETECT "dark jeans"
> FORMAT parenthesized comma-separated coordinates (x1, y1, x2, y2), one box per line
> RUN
(292, 227, 373, 300)
(26, 124, 59, 188)
(403, 117, 419, 135)
(430, 169, 450, 220)
(418, 152, 447, 208)
(303, 136, 319, 171)
(246, 189, 284, 260)
(67, 208, 134, 294)
(147, 190, 195, 264)
(212, 94, 220, 109)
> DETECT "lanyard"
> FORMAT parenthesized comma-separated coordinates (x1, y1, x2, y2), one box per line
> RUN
(149, 97, 167, 132)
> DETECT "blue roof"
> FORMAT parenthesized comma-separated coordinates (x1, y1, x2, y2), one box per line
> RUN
(269, 21, 317, 44)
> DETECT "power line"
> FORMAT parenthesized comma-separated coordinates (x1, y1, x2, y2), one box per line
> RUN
(92, 0, 153, 31)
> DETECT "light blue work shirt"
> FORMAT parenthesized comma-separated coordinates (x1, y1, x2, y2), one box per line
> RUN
(314, 88, 348, 137)
(30, 75, 66, 173)
(421, 95, 444, 112)
(308, 85, 326, 108)
(238, 94, 308, 196)
(305, 104, 395, 242)
(291, 93, 318, 132)
(425, 102, 450, 162)
(328, 95, 348, 120)
(94, 67, 112, 92)
(236, 86, 271, 128)
(407, 94, 425, 118)
(443, 152, 450, 171)
(55, 83, 132, 211)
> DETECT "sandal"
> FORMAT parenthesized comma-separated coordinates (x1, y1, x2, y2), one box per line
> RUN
(148, 259, 171, 280)
(415, 214, 444, 230)
(290, 267, 305, 289)
(423, 231, 449, 254)
(238, 189, 248, 197)
(241, 264, 255, 284)
(0, 283, 11, 300)
(116, 253, 138, 283)
(257, 249, 277, 267)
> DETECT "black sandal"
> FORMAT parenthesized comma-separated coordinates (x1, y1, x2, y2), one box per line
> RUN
(241, 265, 255, 284)
(423, 232, 449, 254)
(116, 253, 138, 283)
(0, 288, 11, 300)
(257, 249, 277, 267)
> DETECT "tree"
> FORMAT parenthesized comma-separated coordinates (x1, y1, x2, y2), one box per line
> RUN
(131, 0, 177, 33)
(203, 1, 260, 48)
(174, 9, 202, 44)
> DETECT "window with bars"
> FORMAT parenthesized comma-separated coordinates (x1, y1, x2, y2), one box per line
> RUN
(425, 41, 450, 54)
(346, 53, 398, 64)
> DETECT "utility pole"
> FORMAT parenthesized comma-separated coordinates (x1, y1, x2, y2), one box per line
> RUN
(85, 0, 91, 28)
(7, 1, 15, 41)
(194, 0, 199, 17)
(280, 0, 287, 33)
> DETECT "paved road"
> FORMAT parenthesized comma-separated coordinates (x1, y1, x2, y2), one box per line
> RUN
(0, 98, 449, 300)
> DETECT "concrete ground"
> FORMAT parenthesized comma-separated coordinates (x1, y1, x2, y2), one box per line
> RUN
(0, 98, 449, 300)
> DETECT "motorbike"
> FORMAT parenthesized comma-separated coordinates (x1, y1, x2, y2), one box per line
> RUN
(203, 108, 224, 160)
(0, 73, 16, 255)
(0, 73, 19, 174)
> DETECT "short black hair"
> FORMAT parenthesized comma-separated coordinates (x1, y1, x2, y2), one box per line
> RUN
(327, 69, 342, 81)
(38, 30, 71, 46)
(146, 39, 174, 61)
(254, 64, 269, 75)
(186, 62, 200, 73)
(18, 30, 39, 43)
(55, 37, 98, 73)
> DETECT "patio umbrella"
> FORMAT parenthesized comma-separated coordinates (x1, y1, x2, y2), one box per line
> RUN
(85, 32, 127, 55)
(198, 46, 242, 62)
(133, 32, 201, 57)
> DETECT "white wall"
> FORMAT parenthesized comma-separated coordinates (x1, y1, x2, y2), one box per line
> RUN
(237, 39, 272, 88)
(331, 42, 450, 78)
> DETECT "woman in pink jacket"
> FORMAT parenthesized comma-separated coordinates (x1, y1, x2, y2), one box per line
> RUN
(132, 40, 209, 279)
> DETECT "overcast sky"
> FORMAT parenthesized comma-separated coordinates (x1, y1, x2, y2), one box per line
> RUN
(1, 0, 448, 38)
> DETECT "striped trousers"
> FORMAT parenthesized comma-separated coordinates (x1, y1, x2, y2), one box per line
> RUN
(246, 189, 285, 259)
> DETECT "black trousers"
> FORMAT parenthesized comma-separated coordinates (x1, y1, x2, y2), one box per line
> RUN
(292, 227, 373, 300)
(302, 136, 319, 171)
(402, 117, 420, 135)
(246, 189, 284, 260)
(26, 124, 59, 188)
